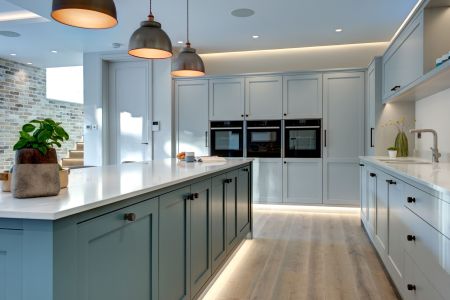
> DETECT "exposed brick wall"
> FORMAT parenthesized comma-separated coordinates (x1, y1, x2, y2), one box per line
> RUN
(0, 58, 83, 171)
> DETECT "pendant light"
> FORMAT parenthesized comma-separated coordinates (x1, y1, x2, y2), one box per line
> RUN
(128, 0, 173, 59)
(171, 0, 205, 77)
(51, 0, 118, 29)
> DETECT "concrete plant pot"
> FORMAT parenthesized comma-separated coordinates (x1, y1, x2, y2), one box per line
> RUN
(12, 148, 60, 198)
(388, 150, 398, 159)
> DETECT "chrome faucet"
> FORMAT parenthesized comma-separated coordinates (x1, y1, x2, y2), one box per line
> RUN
(409, 129, 441, 163)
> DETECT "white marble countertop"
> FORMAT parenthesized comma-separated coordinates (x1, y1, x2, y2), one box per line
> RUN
(0, 159, 252, 220)
(360, 156, 450, 200)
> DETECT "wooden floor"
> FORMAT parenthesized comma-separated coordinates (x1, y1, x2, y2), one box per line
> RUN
(201, 205, 399, 300)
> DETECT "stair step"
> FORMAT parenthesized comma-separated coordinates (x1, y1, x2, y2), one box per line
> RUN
(61, 158, 84, 168)
(76, 142, 84, 151)
(69, 150, 84, 159)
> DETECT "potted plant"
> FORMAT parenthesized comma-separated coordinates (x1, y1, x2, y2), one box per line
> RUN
(387, 146, 398, 159)
(383, 117, 409, 157)
(11, 119, 69, 198)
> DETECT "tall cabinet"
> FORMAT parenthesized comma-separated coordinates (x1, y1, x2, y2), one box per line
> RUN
(323, 72, 365, 206)
(175, 80, 209, 156)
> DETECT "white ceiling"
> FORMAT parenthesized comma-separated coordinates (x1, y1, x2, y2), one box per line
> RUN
(0, 0, 418, 67)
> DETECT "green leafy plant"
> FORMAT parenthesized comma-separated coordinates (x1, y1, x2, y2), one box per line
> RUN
(387, 146, 397, 151)
(13, 119, 69, 155)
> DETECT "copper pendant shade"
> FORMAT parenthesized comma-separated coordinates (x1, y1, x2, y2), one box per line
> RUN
(51, 0, 118, 29)
(171, 0, 205, 77)
(128, 0, 173, 59)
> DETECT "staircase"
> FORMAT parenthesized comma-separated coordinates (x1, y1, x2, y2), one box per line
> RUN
(61, 141, 84, 168)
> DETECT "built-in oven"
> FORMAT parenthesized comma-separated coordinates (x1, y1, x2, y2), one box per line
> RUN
(284, 119, 321, 158)
(246, 120, 282, 158)
(210, 121, 244, 157)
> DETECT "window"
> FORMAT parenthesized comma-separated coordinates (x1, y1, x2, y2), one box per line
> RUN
(46, 66, 83, 104)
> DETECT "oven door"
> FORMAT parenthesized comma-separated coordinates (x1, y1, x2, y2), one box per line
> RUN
(285, 126, 321, 158)
(246, 127, 282, 158)
(210, 127, 243, 157)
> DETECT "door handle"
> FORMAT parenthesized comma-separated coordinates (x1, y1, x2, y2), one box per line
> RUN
(124, 213, 136, 222)
(407, 197, 416, 203)
(386, 179, 396, 185)
(369, 173, 376, 177)
(390, 85, 401, 92)
(205, 131, 208, 147)
(406, 234, 416, 242)
(324, 130, 327, 147)
(370, 128, 374, 148)
(141, 142, 149, 145)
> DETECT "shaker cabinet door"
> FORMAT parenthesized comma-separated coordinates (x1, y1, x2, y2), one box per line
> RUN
(76, 198, 159, 300)
(209, 78, 245, 121)
(283, 74, 322, 119)
(245, 76, 282, 120)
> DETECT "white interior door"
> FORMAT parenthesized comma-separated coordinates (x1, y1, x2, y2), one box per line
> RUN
(108, 61, 152, 164)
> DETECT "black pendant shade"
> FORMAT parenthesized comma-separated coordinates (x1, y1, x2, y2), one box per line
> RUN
(171, 44, 205, 77)
(128, 16, 173, 59)
(51, 0, 118, 29)
(171, 0, 205, 77)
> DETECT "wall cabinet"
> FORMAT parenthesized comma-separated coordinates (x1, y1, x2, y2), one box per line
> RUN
(77, 198, 159, 300)
(382, 12, 423, 101)
(323, 72, 365, 206)
(245, 76, 282, 120)
(175, 80, 209, 156)
(209, 78, 245, 121)
(282, 74, 322, 119)
(283, 159, 322, 204)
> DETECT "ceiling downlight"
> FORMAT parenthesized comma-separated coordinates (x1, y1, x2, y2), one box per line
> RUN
(231, 8, 255, 18)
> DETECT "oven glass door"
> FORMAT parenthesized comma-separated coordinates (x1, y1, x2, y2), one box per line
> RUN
(285, 128, 321, 157)
(247, 128, 281, 158)
(211, 129, 243, 157)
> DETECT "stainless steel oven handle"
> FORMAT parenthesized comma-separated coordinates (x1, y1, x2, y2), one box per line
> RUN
(247, 126, 280, 130)
(285, 126, 321, 129)
(210, 127, 243, 130)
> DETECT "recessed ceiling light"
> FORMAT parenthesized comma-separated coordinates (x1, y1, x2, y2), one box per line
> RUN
(335, 28, 343, 32)
(51, 50, 58, 53)
(177, 41, 183, 44)
(10, 53, 16, 56)
(231, 8, 255, 18)
(252, 35, 260, 39)
(27, 62, 32, 65)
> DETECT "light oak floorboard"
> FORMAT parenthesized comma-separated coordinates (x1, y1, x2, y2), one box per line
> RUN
(202, 206, 399, 300)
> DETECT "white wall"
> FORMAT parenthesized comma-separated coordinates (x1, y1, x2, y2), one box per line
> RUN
(152, 60, 174, 159)
(375, 102, 416, 157)
(415, 88, 450, 162)
(200, 42, 389, 75)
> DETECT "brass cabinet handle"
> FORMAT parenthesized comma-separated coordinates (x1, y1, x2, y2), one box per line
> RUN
(124, 213, 136, 222)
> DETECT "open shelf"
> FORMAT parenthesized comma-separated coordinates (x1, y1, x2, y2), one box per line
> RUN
(385, 58, 450, 103)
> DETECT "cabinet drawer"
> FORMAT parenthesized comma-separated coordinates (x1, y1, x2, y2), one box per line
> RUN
(404, 183, 450, 239)
(404, 251, 444, 300)
(403, 208, 450, 298)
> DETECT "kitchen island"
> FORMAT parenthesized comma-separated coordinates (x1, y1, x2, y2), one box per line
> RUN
(0, 159, 253, 300)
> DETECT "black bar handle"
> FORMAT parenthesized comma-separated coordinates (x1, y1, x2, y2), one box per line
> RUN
(124, 213, 136, 222)
(370, 128, 374, 147)
(407, 197, 416, 203)
(407, 234, 416, 242)
(359, 164, 365, 167)
(386, 179, 396, 185)
(324, 130, 327, 147)
(391, 85, 401, 92)
(370, 173, 376, 177)
(407, 284, 416, 291)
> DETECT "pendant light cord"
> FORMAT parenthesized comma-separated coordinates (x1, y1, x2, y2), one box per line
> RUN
(186, 0, 190, 46)
(148, 0, 154, 20)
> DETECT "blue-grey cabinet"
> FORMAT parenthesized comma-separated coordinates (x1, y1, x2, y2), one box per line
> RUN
(159, 186, 191, 300)
(0, 229, 22, 300)
(76, 198, 159, 300)
(226, 170, 239, 250)
(190, 180, 212, 297)
(237, 167, 250, 234)
(211, 173, 227, 273)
